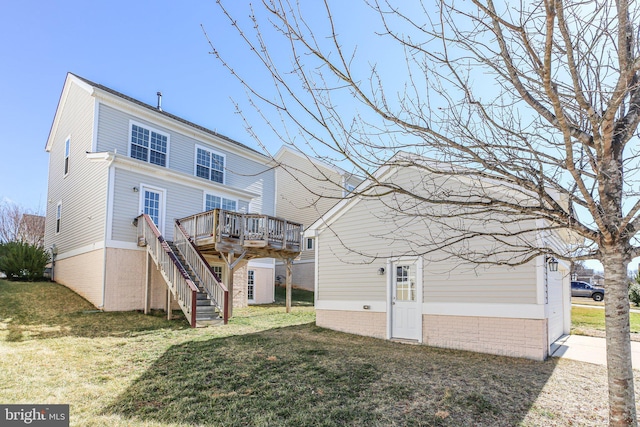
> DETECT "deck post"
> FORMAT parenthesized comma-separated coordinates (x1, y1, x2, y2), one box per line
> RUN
(144, 251, 151, 315)
(226, 253, 235, 318)
(167, 287, 172, 320)
(285, 257, 293, 313)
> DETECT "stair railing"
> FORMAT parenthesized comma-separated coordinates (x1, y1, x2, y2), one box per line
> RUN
(136, 214, 198, 327)
(174, 219, 229, 324)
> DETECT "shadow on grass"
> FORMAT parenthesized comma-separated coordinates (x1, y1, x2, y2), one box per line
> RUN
(0, 280, 189, 341)
(104, 323, 558, 426)
(273, 285, 314, 307)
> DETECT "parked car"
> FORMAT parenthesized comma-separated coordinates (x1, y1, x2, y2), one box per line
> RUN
(571, 281, 605, 301)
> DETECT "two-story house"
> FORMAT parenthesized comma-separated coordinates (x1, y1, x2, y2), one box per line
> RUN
(273, 146, 361, 291)
(44, 73, 303, 324)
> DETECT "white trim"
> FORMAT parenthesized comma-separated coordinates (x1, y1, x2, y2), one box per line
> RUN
(128, 120, 171, 168)
(389, 258, 423, 342)
(317, 300, 547, 320)
(46, 74, 94, 152)
(195, 144, 226, 185)
(248, 258, 275, 267)
(275, 259, 315, 265)
(247, 269, 256, 303)
(106, 239, 144, 250)
(104, 154, 258, 200)
(55, 241, 106, 261)
(386, 258, 392, 339)
(102, 159, 116, 312)
(315, 300, 387, 312)
(536, 255, 545, 305)
(314, 229, 320, 306)
(91, 100, 100, 152)
(422, 302, 546, 319)
(139, 184, 167, 235)
(105, 165, 115, 241)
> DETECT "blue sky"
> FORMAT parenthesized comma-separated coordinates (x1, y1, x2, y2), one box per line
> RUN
(0, 1, 616, 271)
(0, 0, 269, 211)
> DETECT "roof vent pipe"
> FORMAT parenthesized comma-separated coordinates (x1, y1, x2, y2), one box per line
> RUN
(156, 92, 162, 111)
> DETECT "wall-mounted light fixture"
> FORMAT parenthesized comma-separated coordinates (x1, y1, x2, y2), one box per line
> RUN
(377, 267, 385, 275)
(132, 186, 139, 193)
(546, 256, 559, 272)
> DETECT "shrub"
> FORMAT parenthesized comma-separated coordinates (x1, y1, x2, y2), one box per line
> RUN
(0, 241, 50, 281)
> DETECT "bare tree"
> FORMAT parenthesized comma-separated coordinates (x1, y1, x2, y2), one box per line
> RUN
(211, 0, 640, 424)
(0, 201, 45, 247)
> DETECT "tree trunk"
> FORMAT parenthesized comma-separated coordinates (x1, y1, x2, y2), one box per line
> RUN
(603, 247, 637, 426)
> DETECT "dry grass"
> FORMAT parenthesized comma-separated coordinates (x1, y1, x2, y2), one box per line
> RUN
(1, 280, 638, 426)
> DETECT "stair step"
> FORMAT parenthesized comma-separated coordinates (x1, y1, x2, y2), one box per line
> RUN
(195, 317, 224, 327)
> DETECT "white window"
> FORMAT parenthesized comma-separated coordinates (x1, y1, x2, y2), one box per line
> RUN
(55, 201, 62, 234)
(64, 137, 70, 175)
(195, 146, 225, 184)
(212, 265, 224, 282)
(247, 270, 255, 302)
(130, 122, 168, 167)
(205, 194, 237, 212)
(305, 237, 314, 251)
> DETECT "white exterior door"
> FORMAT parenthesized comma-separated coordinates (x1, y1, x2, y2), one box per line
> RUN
(391, 261, 422, 340)
(548, 273, 565, 345)
(140, 185, 165, 234)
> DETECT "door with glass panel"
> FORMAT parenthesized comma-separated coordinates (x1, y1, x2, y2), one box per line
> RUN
(141, 187, 164, 234)
(391, 261, 421, 340)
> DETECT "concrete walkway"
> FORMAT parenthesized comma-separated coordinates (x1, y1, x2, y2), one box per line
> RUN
(551, 335, 640, 368)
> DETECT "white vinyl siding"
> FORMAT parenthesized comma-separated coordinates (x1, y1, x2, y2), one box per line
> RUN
(275, 149, 348, 262)
(44, 81, 108, 255)
(95, 104, 276, 216)
(316, 168, 538, 304)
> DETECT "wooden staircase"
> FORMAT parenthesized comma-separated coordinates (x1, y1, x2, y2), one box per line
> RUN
(167, 242, 223, 326)
(136, 214, 229, 328)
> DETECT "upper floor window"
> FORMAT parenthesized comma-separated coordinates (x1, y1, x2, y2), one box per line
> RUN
(196, 146, 225, 183)
(205, 194, 237, 212)
(130, 123, 168, 167)
(64, 137, 70, 175)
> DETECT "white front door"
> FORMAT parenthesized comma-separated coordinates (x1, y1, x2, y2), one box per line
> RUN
(391, 261, 421, 340)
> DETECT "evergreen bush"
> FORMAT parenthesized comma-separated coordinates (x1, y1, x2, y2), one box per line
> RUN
(0, 241, 50, 281)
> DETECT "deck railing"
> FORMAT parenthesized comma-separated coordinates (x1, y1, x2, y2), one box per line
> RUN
(136, 214, 198, 327)
(179, 209, 303, 251)
(174, 220, 229, 324)
(178, 210, 217, 241)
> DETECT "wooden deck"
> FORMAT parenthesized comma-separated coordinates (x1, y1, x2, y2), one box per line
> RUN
(177, 209, 303, 259)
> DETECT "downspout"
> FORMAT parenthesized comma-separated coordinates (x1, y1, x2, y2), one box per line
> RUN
(100, 153, 116, 310)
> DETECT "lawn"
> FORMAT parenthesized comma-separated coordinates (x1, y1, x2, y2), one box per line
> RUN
(572, 305, 640, 337)
(1, 280, 637, 426)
